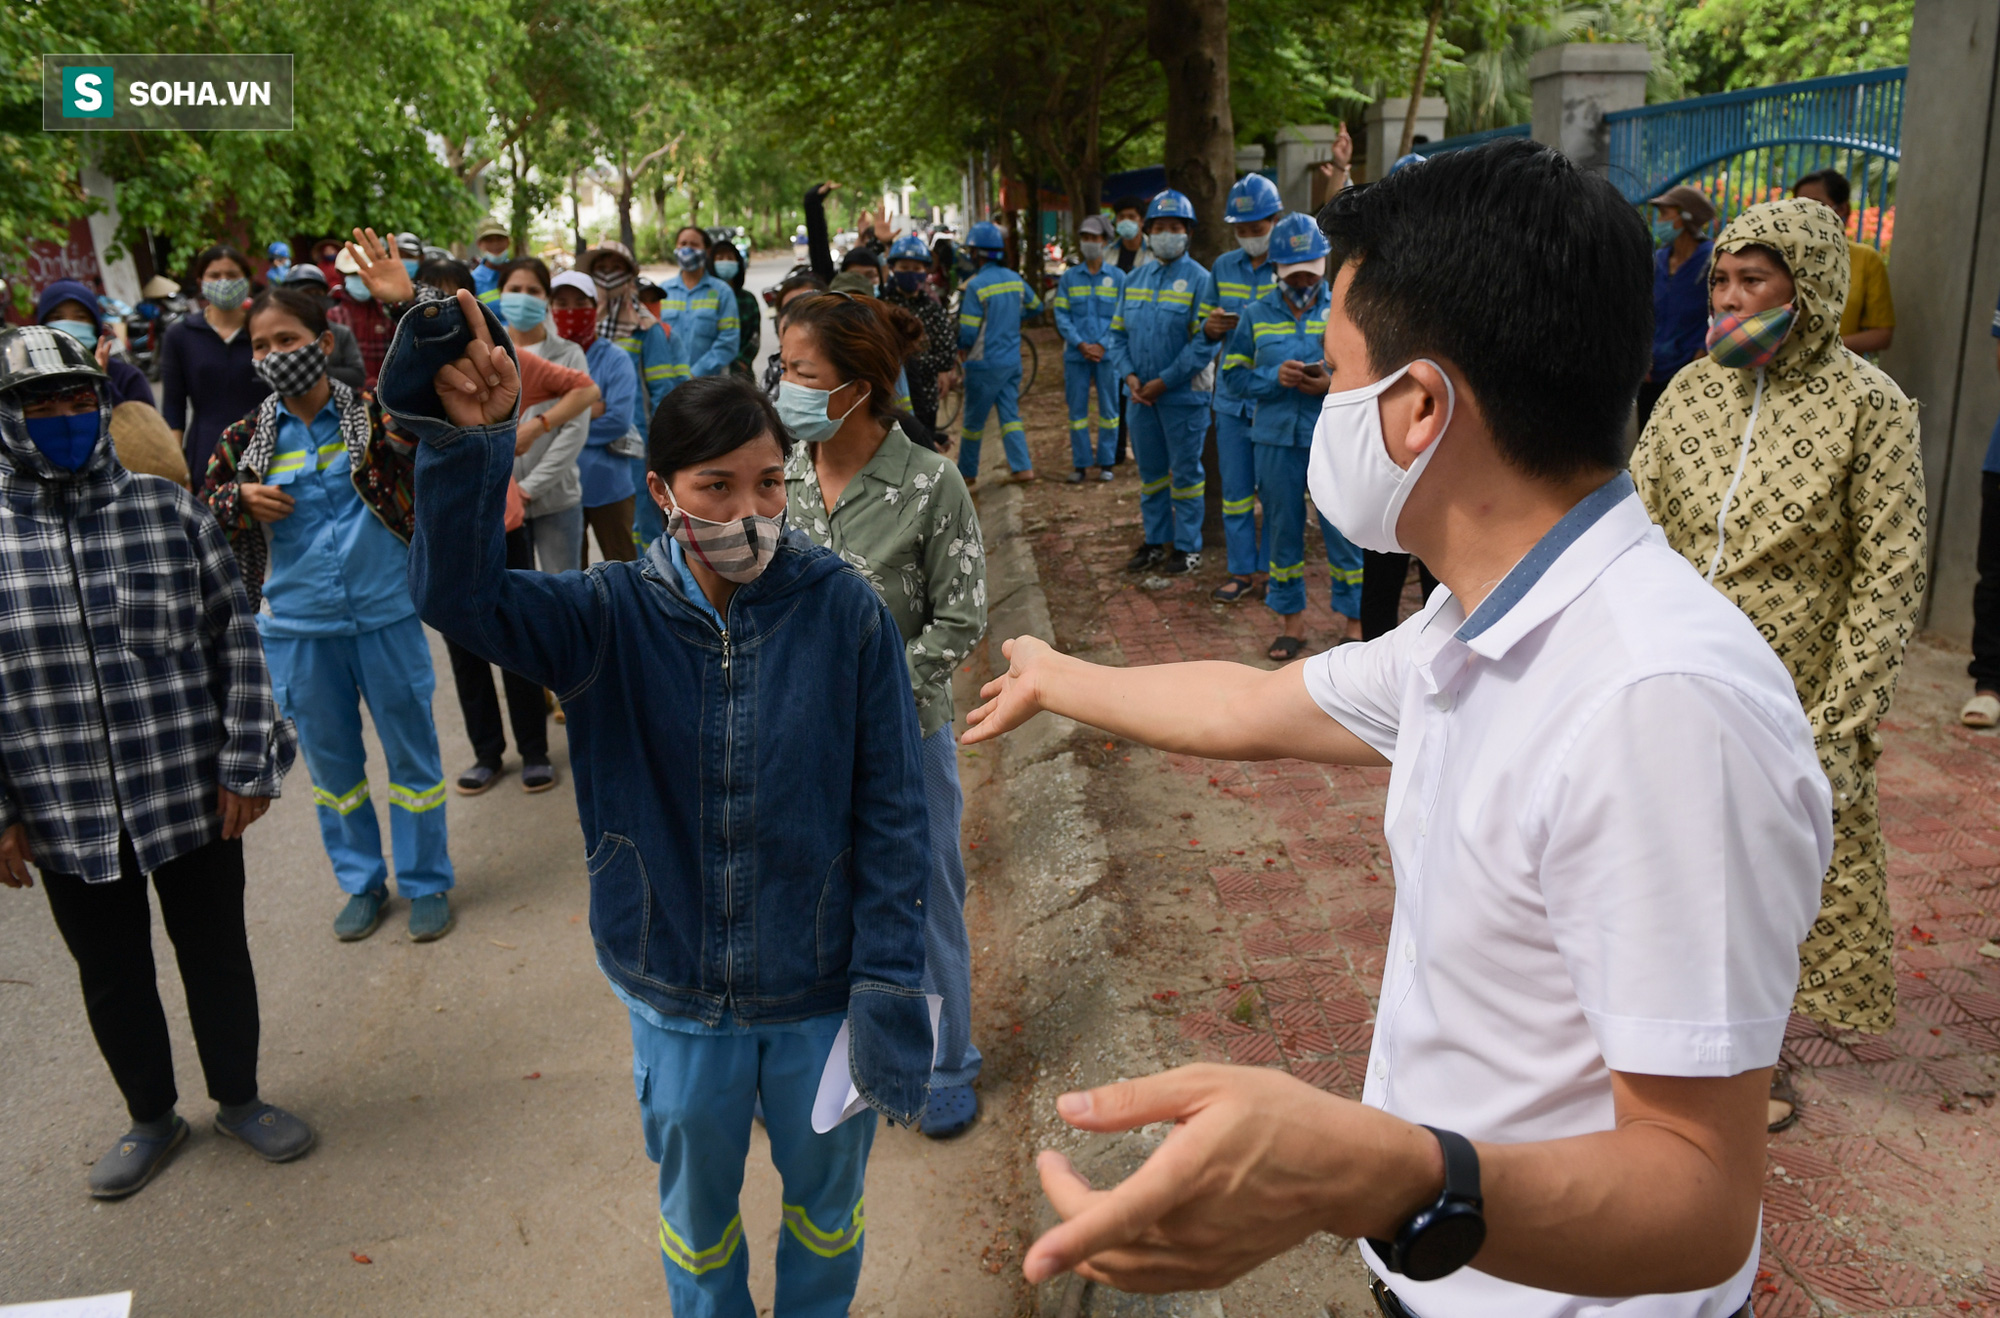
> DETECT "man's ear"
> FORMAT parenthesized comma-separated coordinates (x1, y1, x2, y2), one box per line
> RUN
(1398, 360, 1458, 460)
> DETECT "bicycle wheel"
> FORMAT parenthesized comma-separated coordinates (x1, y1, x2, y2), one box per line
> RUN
(1020, 337, 1040, 396)
(940, 376, 962, 427)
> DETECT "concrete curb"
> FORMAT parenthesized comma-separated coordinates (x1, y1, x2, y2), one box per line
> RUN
(968, 468, 1224, 1318)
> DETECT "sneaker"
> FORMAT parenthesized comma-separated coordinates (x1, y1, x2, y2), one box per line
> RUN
(521, 760, 556, 793)
(213, 1103, 316, 1163)
(1067, 468, 1087, 484)
(87, 1116, 188, 1200)
(1124, 543, 1167, 573)
(1160, 550, 1201, 576)
(455, 762, 502, 795)
(1097, 467, 1114, 482)
(408, 893, 454, 942)
(333, 891, 387, 942)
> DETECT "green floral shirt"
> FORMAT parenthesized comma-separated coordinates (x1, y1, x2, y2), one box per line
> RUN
(785, 427, 987, 738)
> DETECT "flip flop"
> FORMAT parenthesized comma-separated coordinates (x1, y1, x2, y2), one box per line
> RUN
(920, 1083, 979, 1139)
(1267, 635, 1306, 662)
(1768, 1065, 1800, 1133)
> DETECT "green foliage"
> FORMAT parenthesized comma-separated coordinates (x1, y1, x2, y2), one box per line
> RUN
(1665, 0, 1911, 93)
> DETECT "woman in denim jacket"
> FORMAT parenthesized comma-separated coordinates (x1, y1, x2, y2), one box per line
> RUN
(384, 286, 932, 1315)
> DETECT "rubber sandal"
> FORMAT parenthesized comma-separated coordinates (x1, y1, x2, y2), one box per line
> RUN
(1768, 1065, 1800, 1133)
(521, 761, 556, 793)
(455, 762, 502, 795)
(1963, 692, 2000, 728)
(920, 1083, 980, 1139)
(1267, 635, 1306, 662)
(214, 1103, 316, 1163)
(1210, 576, 1256, 604)
(88, 1116, 189, 1200)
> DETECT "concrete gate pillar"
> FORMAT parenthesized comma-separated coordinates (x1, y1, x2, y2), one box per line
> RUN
(1880, 0, 2000, 641)
(1529, 43, 1650, 175)
(1364, 97, 1448, 177)
(1274, 125, 1339, 216)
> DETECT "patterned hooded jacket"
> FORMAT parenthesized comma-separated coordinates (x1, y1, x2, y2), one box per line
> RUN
(1631, 198, 1925, 752)
(0, 365, 295, 883)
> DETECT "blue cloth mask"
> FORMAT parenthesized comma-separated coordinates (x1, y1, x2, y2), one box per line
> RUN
(480, 249, 508, 267)
(48, 319, 100, 349)
(498, 291, 548, 329)
(675, 246, 706, 271)
(344, 275, 373, 302)
(1114, 219, 1140, 240)
(712, 259, 741, 282)
(24, 411, 101, 471)
(776, 378, 870, 444)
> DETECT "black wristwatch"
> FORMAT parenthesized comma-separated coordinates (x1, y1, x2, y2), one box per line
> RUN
(1367, 1126, 1486, 1282)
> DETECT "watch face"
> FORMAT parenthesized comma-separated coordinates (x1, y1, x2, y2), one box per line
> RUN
(1402, 1205, 1487, 1282)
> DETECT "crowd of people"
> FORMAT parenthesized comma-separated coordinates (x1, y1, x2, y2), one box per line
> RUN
(0, 129, 1982, 1317)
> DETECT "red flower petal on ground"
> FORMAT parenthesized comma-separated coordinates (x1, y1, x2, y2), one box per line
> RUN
(523, 1072, 541, 1080)
(351, 1252, 372, 1265)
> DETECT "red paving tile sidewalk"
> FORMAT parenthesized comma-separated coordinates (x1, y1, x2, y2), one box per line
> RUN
(1009, 373, 2000, 1314)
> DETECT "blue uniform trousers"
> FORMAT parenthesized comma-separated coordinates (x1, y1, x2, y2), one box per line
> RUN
(262, 614, 454, 898)
(1062, 355, 1121, 470)
(956, 361, 1029, 478)
(1214, 410, 1261, 577)
(921, 725, 980, 1089)
(1130, 396, 1210, 553)
(632, 1009, 875, 1318)
(1253, 443, 1364, 618)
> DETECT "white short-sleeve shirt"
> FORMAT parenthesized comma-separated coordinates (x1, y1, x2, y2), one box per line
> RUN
(1302, 475, 1830, 1318)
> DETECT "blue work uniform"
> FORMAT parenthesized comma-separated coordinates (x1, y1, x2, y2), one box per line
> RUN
(1226, 282, 1364, 618)
(656, 272, 742, 384)
(1106, 254, 1221, 554)
(472, 261, 503, 303)
(1052, 260, 1126, 470)
(619, 320, 682, 548)
(954, 262, 1043, 479)
(577, 334, 643, 523)
(257, 400, 452, 900)
(1210, 247, 1280, 577)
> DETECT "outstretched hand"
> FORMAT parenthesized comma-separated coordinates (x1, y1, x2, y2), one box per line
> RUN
(431, 289, 520, 429)
(345, 227, 416, 305)
(961, 635, 1056, 745)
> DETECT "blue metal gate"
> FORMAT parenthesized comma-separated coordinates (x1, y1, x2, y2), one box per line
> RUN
(1605, 67, 1905, 250)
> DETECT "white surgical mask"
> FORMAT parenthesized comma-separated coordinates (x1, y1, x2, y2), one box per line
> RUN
(1079, 240, 1107, 263)
(1148, 232, 1189, 261)
(1237, 232, 1270, 259)
(776, 378, 870, 444)
(1306, 359, 1454, 555)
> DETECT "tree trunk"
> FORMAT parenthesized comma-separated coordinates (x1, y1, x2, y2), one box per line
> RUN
(1147, 0, 1233, 264)
(509, 143, 528, 255)
(1024, 141, 1045, 310)
(571, 173, 585, 260)
(1398, 0, 1447, 159)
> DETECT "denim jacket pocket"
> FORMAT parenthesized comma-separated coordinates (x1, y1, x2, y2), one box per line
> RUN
(116, 568, 202, 658)
(815, 848, 853, 981)
(587, 833, 651, 977)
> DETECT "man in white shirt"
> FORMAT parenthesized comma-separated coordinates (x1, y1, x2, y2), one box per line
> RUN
(962, 139, 1830, 1316)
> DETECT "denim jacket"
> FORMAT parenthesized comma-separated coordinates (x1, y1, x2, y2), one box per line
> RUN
(377, 293, 935, 1125)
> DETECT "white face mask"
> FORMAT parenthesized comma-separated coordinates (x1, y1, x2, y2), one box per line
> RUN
(1306, 359, 1454, 555)
(1237, 232, 1270, 258)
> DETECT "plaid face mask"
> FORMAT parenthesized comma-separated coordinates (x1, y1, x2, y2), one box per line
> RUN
(1705, 303, 1794, 371)
(663, 489, 786, 585)
(253, 340, 328, 398)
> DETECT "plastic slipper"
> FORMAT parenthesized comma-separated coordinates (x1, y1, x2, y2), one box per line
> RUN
(1210, 576, 1257, 604)
(1267, 635, 1306, 663)
(920, 1083, 979, 1139)
(1963, 692, 2000, 728)
(1767, 1065, 1800, 1133)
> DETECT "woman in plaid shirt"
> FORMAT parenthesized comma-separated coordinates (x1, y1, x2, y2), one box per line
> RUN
(0, 325, 311, 1201)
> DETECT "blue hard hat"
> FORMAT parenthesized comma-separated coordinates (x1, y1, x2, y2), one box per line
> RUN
(887, 234, 931, 264)
(1144, 189, 1197, 224)
(267, 240, 292, 259)
(1225, 174, 1281, 224)
(1267, 212, 1329, 265)
(967, 221, 1006, 250)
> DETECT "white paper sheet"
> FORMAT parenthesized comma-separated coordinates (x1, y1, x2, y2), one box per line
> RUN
(0, 1295, 134, 1318)
(812, 994, 943, 1132)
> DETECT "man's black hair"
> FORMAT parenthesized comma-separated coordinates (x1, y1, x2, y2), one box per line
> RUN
(1112, 195, 1145, 217)
(1792, 168, 1851, 209)
(649, 373, 796, 479)
(1317, 140, 1651, 480)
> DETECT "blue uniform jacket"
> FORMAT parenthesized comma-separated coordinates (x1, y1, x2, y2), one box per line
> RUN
(382, 294, 935, 1127)
(1052, 262, 1124, 363)
(657, 273, 742, 382)
(1107, 254, 1222, 403)
(1226, 282, 1332, 448)
(577, 335, 643, 509)
(956, 263, 1042, 369)
(616, 321, 680, 435)
(1651, 239, 1713, 382)
(1208, 248, 1279, 417)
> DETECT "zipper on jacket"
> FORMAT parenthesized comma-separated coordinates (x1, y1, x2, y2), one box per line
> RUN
(719, 593, 736, 1012)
